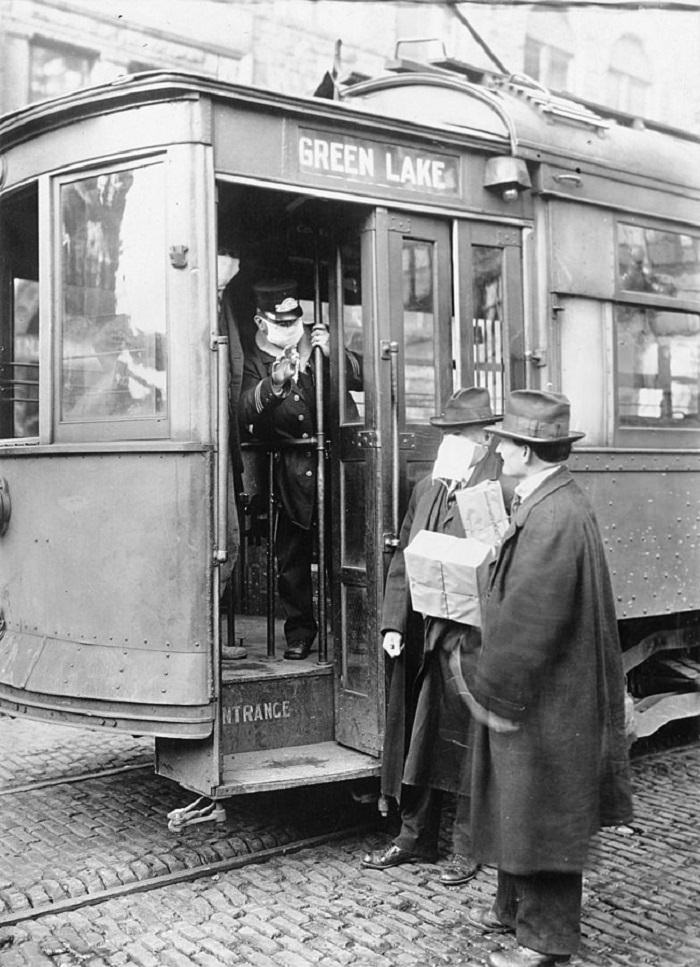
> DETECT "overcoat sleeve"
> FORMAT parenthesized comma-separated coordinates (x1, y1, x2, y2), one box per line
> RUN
(473, 487, 584, 721)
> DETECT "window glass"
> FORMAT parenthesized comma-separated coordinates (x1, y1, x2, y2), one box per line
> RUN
(340, 462, 365, 569)
(402, 239, 435, 423)
(340, 237, 364, 423)
(342, 584, 369, 694)
(472, 246, 505, 415)
(0, 186, 40, 440)
(59, 165, 167, 425)
(618, 224, 700, 301)
(616, 305, 700, 427)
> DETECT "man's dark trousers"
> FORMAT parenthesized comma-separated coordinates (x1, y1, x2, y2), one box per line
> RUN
(394, 786, 471, 860)
(495, 869, 582, 956)
(276, 509, 317, 646)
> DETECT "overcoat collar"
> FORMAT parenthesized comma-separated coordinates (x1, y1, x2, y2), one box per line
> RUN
(506, 465, 572, 532)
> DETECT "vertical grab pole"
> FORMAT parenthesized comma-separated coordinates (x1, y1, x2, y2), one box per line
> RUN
(313, 236, 328, 664)
(213, 335, 230, 567)
(212, 334, 229, 704)
(382, 339, 401, 551)
(267, 447, 276, 658)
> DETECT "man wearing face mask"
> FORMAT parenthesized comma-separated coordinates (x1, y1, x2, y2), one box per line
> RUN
(362, 388, 514, 884)
(239, 279, 362, 660)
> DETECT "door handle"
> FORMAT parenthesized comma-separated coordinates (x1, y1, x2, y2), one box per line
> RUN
(382, 340, 400, 551)
(0, 477, 10, 536)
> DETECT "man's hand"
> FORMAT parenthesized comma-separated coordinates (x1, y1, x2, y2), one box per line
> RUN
(382, 631, 404, 657)
(271, 347, 300, 386)
(310, 324, 330, 358)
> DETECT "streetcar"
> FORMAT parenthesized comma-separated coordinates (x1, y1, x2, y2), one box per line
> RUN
(0, 53, 698, 813)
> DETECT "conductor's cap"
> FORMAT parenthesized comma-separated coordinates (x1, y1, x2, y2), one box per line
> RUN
(254, 279, 303, 325)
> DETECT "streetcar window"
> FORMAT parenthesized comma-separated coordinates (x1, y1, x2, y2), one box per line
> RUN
(0, 185, 39, 440)
(58, 164, 167, 429)
(472, 245, 505, 415)
(402, 239, 436, 422)
(340, 236, 364, 423)
(615, 306, 700, 427)
(618, 224, 700, 302)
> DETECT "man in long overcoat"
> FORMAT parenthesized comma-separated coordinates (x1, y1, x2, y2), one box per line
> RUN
(465, 390, 633, 967)
(362, 388, 512, 884)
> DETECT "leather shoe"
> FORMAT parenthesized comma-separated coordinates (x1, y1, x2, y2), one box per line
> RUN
(284, 640, 313, 660)
(361, 844, 435, 869)
(439, 856, 480, 885)
(488, 945, 570, 967)
(466, 906, 513, 933)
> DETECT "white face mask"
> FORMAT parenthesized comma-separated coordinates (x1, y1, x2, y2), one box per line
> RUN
(263, 318, 303, 351)
(217, 255, 240, 291)
(432, 434, 486, 483)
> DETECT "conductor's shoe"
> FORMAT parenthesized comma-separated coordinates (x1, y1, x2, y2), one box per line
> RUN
(488, 945, 570, 967)
(221, 644, 248, 660)
(284, 639, 313, 660)
(361, 844, 435, 869)
(439, 856, 480, 885)
(465, 906, 513, 933)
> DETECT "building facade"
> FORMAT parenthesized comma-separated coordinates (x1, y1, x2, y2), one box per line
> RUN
(0, 0, 698, 134)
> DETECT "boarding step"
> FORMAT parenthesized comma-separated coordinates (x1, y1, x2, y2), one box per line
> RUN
(222, 658, 334, 755)
(218, 740, 381, 796)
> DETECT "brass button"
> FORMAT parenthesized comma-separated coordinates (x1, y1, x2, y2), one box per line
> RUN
(302, 432, 309, 439)
(305, 470, 313, 477)
(297, 414, 304, 421)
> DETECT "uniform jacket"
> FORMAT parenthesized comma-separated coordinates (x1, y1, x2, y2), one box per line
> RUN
(239, 339, 361, 530)
(380, 444, 510, 800)
(470, 466, 633, 873)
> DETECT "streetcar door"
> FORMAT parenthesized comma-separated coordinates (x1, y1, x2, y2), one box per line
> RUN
(330, 212, 523, 756)
(331, 212, 453, 755)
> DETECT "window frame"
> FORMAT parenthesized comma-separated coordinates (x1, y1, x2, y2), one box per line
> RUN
(613, 215, 700, 447)
(0, 182, 41, 445)
(52, 155, 171, 444)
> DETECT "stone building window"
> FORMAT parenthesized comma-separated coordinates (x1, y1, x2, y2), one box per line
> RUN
(523, 12, 573, 90)
(29, 39, 95, 103)
(607, 35, 650, 115)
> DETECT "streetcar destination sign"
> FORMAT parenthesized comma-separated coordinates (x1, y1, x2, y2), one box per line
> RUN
(297, 128, 460, 196)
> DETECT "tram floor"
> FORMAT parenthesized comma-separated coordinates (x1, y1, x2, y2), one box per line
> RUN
(222, 613, 331, 677)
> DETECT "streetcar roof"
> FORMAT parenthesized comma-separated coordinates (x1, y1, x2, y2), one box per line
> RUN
(0, 68, 699, 195)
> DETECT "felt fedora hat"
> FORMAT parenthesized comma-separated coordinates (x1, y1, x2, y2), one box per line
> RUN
(254, 279, 303, 325)
(489, 389, 585, 443)
(430, 387, 502, 428)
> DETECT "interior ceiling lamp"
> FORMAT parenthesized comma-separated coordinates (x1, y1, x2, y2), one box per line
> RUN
(484, 156, 531, 202)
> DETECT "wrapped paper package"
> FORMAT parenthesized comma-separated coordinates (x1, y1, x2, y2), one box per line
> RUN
(455, 479, 509, 547)
(404, 529, 494, 627)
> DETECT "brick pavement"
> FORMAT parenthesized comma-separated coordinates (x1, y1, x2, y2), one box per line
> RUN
(0, 715, 698, 966)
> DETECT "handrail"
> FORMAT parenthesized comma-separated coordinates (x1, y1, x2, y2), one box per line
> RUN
(313, 240, 328, 665)
(238, 438, 325, 660)
(212, 334, 229, 565)
(382, 340, 401, 551)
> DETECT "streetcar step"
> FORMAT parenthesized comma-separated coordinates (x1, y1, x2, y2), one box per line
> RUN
(218, 741, 380, 795)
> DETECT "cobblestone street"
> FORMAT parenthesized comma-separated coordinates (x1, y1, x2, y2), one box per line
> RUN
(0, 716, 698, 966)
